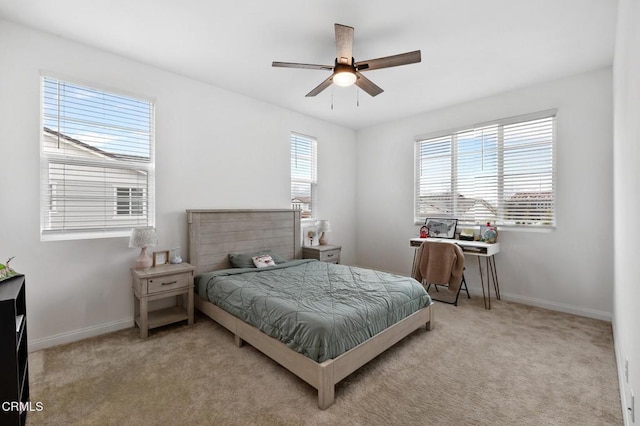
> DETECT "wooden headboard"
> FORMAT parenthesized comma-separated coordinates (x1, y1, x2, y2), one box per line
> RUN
(186, 209, 302, 277)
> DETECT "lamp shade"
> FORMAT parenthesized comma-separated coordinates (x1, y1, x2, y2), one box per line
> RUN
(129, 227, 157, 249)
(317, 220, 332, 233)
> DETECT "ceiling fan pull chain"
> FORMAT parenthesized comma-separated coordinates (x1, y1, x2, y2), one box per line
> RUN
(357, 87, 360, 107)
(331, 86, 334, 110)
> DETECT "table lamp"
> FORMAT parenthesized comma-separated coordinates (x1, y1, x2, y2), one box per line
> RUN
(129, 227, 158, 269)
(317, 220, 332, 245)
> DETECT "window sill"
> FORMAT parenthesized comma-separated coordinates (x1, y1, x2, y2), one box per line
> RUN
(41, 229, 132, 242)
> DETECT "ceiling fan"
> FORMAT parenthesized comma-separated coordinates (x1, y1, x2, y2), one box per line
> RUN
(272, 23, 421, 98)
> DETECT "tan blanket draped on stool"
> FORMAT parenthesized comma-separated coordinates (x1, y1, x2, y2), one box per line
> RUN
(412, 241, 465, 293)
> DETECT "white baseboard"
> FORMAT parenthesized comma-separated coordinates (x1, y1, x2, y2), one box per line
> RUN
(26, 282, 611, 352)
(28, 318, 133, 352)
(352, 263, 613, 321)
(612, 317, 631, 425)
(494, 291, 612, 321)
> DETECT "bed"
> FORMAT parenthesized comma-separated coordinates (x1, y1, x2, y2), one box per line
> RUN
(187, 209, 433, 409)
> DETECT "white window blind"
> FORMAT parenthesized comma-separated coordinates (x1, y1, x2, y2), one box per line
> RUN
(290, 133, 317, 219)
(40, 76, 155, 239)
(415, 111, 556, 228)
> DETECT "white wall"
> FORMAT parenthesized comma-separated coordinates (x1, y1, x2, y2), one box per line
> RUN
(0, 17, 618, 352)
(0, 20, 357, 350)
(613, 0, 640, 423)
(355, 68, 613, 320)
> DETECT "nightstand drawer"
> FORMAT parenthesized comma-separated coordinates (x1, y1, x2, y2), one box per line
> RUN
(319, 249, 340, 263)
(148, 272, 189, 294)
(302, 245, 342, 264)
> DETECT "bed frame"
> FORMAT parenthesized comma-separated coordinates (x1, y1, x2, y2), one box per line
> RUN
(187, 209, 433, 409)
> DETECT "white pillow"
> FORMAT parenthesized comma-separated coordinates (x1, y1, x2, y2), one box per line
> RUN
(252, 254, 276, 268)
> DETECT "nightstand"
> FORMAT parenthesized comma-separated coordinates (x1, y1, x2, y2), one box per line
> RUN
(131, 262, 195, 338)
(302, 245, 342, 264)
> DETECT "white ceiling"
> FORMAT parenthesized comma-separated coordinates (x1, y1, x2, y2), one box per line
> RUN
(0, 0, 618, 130)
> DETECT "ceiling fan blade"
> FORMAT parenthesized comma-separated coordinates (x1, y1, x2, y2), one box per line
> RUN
(306, 76, 334, 97)
(272, 61, 333, 71)
(335, 23, 354, 65)
(355, 50, 421, 72)
(355, 72, 383, 97)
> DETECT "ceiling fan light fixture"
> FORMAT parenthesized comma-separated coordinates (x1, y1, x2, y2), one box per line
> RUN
(332, 64, 357, 87)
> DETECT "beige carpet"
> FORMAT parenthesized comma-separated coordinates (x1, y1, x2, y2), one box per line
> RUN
(27, 297, 621, 425)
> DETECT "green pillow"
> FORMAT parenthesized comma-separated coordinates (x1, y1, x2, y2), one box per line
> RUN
(228, 250, 288, 268)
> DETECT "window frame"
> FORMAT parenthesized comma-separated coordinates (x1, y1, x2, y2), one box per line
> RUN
(40, 74, 156, 241)
(414, 109, 557, 230)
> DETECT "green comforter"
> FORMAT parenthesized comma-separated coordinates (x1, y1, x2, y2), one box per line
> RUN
(196, 259, 431, 362)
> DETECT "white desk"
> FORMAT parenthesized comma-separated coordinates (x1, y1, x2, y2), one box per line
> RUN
(410, 238, 501, 309)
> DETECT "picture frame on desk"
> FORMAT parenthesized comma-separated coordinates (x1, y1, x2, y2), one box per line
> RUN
(425, 218, 458, 239)
(480, 225, 498, 243)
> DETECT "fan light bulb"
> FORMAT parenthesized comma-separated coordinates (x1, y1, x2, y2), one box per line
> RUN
(333, 71, 357, 87)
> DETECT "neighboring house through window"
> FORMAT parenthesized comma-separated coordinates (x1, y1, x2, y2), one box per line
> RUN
(415, 110, 556, 228)
(290, 133, 317, 219)
(116, 187, 145, 216)
(40, 76, 155, 240)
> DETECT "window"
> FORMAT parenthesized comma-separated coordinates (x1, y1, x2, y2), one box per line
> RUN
(290, 133, 317, 219)
(415, 110, 556, 228)
(40, 76, 155, 239)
